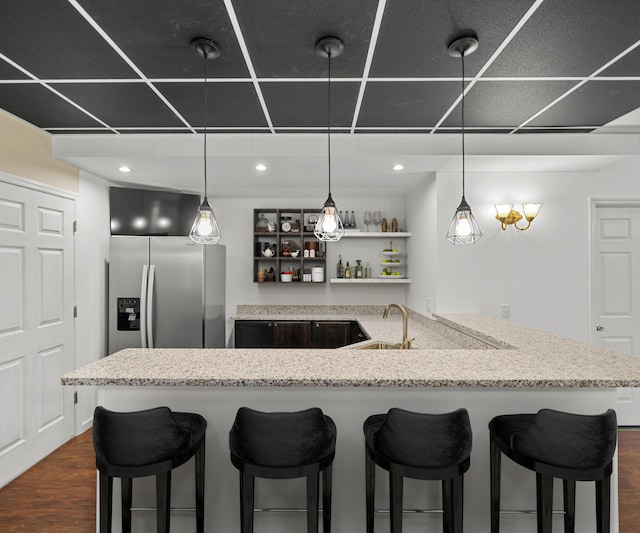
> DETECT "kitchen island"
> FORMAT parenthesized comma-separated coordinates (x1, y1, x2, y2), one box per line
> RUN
(63, 306, 640, 533)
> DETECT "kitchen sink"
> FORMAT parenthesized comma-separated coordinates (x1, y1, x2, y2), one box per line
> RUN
(355, 340, 405, 350)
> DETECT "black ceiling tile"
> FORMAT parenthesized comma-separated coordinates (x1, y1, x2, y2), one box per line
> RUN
(115, 129, 192, 134)
(47, 129, 116, 134)
(528, 80, 640, 127)
(441, 80, 577, 128)
(76, 0, 250, 78)
(0, 60, 28, 80)
(52, 83, 186, 128)
(486, 0, 640, 77)
(514, 128, 596, 134)
(261, 82, 360, 128)
(354, 129, 433, 134)
(157, 82, 268, 128)
(357, 81, 459, 128)
(370, 0, 537, 77)
(0, 84, 102, 129)
(0, 0, 137, 79)
(599, 47, 640, 77)
(231, 0, 377, 78)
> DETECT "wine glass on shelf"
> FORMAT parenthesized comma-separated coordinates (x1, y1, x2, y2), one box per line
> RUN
(364, 211, 372, 232)
(372, 211, 381, 232)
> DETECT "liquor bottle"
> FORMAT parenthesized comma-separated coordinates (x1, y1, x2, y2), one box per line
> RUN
(355, 259, 363, 278)
(337, 255, 344, 279)
(350, 211, 356, 228)
(345, 261, 352, 278)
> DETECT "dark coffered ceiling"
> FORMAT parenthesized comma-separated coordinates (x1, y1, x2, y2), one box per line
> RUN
(1, 0, 639, 136)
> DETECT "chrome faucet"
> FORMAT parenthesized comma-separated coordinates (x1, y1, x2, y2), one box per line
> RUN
(383, 304, 414, 349)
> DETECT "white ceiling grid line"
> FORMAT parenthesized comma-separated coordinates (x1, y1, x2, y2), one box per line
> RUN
(350, 0, 387, 134)
(66, 0, 197, 134)
(0, 51, 118, 133)
(431, 0, 546, 134)
(513, 38, 640, 133)
(222, 0, 275, 134)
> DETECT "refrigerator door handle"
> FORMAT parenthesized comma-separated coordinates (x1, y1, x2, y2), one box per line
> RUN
(140, 264, 149, 348)
(147, 264, 156, 348)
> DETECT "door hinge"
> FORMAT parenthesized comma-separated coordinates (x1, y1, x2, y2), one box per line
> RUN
(73, 305, 78, 318)
(73, 220, 77, 234)
(74, 391, 78, 404)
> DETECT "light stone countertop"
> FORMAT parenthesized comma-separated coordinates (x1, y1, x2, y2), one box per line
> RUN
(62, 305, 640, 388)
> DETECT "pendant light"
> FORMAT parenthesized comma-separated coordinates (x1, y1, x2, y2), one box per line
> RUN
(446, 35, 482, 245)
(314, 36, 345, 242)
(189, 37, 222, 245)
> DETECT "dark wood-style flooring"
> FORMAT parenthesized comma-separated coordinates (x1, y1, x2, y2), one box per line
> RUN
(1, 428, 639, 532)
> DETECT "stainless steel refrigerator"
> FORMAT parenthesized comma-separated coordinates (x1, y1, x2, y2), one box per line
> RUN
(108, 236, 226, 353)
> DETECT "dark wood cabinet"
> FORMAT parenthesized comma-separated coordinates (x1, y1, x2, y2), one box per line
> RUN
(234, 321, 274, 348)
(314, 321, 350, 348)
(235, 320, 369, 349)
(273, 321, 312, 348)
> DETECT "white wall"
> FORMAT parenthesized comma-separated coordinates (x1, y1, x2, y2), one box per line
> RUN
(74, 170, 111, 431)
(403, 155, 640, 343)
(405, 173, 437, 316)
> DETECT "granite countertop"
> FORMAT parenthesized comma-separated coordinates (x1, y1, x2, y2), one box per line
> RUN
(62, 305, 640, 388)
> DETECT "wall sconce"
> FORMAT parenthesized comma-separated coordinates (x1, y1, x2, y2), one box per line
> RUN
(495, 203, 542, 231)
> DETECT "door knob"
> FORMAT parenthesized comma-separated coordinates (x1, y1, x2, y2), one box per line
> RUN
(596, 325, 604, 332)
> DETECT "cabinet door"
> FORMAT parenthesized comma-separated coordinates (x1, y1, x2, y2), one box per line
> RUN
(314, 321, 352, 348)
(273, 321, 312, 348)
(235, 321, 273, 348)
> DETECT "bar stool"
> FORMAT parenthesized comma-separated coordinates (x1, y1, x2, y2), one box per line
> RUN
(92, 406, 207, 533)
(363, 408, 473, 533)
(229, 407, 336, 533)
(489, 408, 617, 533)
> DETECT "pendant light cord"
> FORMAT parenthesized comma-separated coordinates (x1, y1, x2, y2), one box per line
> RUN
(461, 50, 466, 198)
(327, 49, 332, 196)
(203, 51, 208, 199)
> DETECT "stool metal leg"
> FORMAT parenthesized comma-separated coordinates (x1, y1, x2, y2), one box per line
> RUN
(322, 465, 332, 533)
(536, 473, 553, 533)
(490, 438, 501, 533)
(121, 477, 133, 533)
(240, 471, 254, 533)
(452, 475, 464, 533)
(156, 471, 171, 533)
(389, 471, 403, 533)
(307, 472, 320, 533)
(563, 479, 575, 533)
(365, 450, 375, 533)
(596, 478, 611, 533)
(99, 472, 113, 533)
(195, 438, 205, 533)
(442, 478, 453, 533)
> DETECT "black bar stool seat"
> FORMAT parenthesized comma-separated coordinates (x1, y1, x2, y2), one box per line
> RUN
(489, 408, 617, 533)
(93, 406, 207, 533)
(229, 407, 336, 533)
(363, 408, 473, 533)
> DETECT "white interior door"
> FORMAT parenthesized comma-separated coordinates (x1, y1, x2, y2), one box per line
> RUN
(591, 203, 640, 425)
(0, 178, 75, 487)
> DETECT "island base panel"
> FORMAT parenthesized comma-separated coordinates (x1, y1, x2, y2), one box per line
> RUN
(96, 387, 618, 533)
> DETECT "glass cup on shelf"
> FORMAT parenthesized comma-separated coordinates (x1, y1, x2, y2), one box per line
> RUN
(364, 211, 372, 232)
(372, 211, 382, 231)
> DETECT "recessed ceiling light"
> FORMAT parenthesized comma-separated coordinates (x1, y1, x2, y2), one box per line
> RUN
(392, 164, 405, 171)
(256, 164, 267, 171)
(118, 166, 132, 173)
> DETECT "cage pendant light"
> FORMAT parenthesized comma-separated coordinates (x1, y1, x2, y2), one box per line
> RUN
(314, 36, 345, 242)
(189, 38, 222, 245)
(446, 35, 482, 245)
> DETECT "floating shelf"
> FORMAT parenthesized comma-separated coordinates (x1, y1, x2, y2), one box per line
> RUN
(341, 231, 411, 238)
(329, 278, 412, 284)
